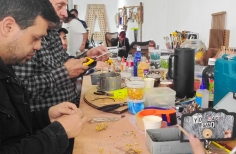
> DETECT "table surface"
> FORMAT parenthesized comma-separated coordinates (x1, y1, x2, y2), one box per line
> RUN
(73, 75, 149, 154)
(72, 62, 230, 154)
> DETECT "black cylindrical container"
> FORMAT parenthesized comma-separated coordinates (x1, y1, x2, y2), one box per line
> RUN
(168, 48, 195, 98)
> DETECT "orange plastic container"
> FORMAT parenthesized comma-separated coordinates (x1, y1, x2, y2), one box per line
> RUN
(136, 109, 176, 130)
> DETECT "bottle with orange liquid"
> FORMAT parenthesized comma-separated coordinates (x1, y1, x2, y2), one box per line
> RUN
(138, 57, 149, 77)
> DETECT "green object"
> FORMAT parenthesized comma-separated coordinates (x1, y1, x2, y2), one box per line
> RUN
(161, 59, 169, 69)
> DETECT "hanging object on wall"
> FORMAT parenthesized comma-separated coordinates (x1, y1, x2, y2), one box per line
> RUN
(114, 2, 143, 41)
(85, 4, 109, 45)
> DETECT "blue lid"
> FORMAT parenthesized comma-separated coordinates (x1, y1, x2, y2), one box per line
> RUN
(200, 78, 206, 89)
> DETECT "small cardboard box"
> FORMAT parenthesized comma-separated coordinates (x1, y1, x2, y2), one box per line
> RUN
(145, 127, 193, 154)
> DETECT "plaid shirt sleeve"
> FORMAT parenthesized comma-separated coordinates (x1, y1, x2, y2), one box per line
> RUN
(13, 31, 71, 97)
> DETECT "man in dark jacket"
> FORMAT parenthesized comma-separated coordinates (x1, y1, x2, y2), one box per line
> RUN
(111, 31, 130, 58)
(0, 0, 87, 154)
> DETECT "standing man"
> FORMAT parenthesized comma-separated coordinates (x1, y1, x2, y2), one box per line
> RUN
(70, 9, 88, 29)
(58, 28, 68, 51)
(70, 9, 90, 49)
(0, 0, 86, 153)
(63, 10, 87, 56)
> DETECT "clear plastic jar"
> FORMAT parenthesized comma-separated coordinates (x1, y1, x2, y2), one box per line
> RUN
(126, 81, 145, 100)
(160, 56, 169, 69)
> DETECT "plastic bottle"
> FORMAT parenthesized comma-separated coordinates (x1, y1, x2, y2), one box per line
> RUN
(126, 55, 134, 76)
(196, 78, 209, 108)
(202, 58, 215, 107)
(120, 57, 126, 72)
(138, 57, 149, 77)
(133, 46, 142, 77)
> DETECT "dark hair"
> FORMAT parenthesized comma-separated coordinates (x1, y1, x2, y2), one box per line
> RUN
(70, 9, 78, 14)
(67, 10, 76, 18)
(119, 31, 126, 38)
(58, 28, 68, 34)
(0, 0, 60, 29)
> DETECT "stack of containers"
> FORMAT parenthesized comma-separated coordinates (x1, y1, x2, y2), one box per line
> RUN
(126, 80, 145, 114)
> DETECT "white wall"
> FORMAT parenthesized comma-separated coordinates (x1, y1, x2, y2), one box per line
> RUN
(73, 0, 236, 49)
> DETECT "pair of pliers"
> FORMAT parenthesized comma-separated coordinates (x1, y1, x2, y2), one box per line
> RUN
(94, 91, 113, 96)
(97, 102, 127, 112)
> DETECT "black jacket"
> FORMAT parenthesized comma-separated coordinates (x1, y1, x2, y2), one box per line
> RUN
(111, 37, 130, 58)
(0, 58, 68, 154)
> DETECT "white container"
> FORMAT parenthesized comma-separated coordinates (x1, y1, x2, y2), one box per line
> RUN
(145, 87, 176, 107)
(143, 115, 162, 136)
(144, 78, 155, 89)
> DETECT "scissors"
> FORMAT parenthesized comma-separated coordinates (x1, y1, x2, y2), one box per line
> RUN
(94, 90, 113, 96)
(97, 102, 127, 112)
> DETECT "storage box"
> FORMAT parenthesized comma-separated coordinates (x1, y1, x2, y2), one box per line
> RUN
(214, 55, 236, 106)
(145, 87, 176, 108)
(146, 127, 193, 154)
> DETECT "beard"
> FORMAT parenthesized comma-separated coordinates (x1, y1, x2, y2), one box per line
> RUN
(5, 39, 27, 65)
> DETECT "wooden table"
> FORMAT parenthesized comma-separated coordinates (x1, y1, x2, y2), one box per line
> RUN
(73, 75, 150, 154)
(73, 62, 230, 154)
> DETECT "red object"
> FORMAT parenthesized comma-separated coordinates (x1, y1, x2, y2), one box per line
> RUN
(148, 39, 156, 50)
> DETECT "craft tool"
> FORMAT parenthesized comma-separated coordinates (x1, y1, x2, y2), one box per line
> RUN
(212, 141, 231, 153)
(97, 102, 127, 112)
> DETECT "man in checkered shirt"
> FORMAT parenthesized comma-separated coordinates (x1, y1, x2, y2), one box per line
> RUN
(13, 0, 108, 112)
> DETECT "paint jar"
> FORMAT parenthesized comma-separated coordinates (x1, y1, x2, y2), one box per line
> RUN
(127, 98, 145, 115)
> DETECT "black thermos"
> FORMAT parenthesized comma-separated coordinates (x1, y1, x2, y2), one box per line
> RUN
(168, 48, 195, 99)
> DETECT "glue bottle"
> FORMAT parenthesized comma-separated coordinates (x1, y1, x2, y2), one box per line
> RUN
(196, 78, 209, 108)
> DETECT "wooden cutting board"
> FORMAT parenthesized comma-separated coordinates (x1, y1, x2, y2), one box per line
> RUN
(83, 86, 128, 114)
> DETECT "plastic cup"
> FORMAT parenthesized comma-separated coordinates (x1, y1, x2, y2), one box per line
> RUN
(144, 78, 155, 89)
(143, 115, 162, 135)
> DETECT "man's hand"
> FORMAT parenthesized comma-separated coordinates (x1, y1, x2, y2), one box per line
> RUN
(188, 134, 206, 154)
(57, 111, 87, 138)
(79, 44, 85, 51)
(48, 102, 80, 123)
(87, 46, 108, 61)
(64, 58, 89, 78)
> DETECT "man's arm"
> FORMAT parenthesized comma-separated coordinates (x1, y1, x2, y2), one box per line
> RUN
(0, 121, 68, 154)
(80, 33, 88, 51)
(13, 59, 72, 97)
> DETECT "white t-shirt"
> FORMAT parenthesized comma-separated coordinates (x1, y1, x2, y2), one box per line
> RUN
(62, 19, 87, 56)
